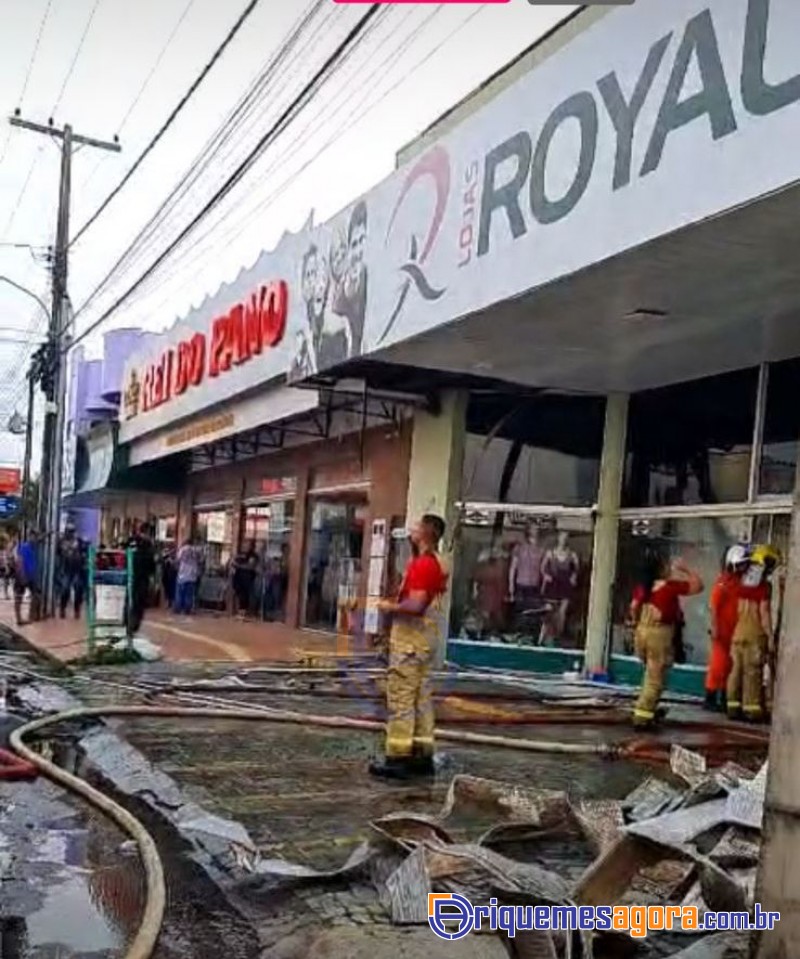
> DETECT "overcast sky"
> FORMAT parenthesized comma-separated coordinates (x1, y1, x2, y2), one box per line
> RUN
(0, 0, 576, 468)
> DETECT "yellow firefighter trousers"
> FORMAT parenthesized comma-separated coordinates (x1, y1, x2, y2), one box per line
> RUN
(385, 615, 436, 759)
(633, 617, 674, 723)
(727, 604, 765, 718)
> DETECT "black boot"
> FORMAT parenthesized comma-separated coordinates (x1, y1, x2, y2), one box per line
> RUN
(368, 756, 414, 781)
(408, 750, 436, 777)
(703, 691, 718, 712)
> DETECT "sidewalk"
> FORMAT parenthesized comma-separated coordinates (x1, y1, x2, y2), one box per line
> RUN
(0, 596, 364, 665)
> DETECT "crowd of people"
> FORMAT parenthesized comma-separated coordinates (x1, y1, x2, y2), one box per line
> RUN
(629, 541, 782, 728)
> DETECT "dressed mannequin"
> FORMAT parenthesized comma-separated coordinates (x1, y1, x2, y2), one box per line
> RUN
(473, 546, 508, 636)
(508, 524, 545, 606)
(541, 530, 580, 643)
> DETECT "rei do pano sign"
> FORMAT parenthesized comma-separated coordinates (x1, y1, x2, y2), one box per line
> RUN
(355, 0, 800, 356)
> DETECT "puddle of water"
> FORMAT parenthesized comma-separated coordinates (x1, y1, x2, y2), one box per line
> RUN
(26, 875, 121, 954)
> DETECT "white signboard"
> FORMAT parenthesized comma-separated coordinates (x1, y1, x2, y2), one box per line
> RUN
(95, 584, 126, 624)
(206, 512, 228, 544)
(120, 0, 800, 441)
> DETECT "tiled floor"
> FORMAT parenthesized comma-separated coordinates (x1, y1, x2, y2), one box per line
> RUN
(0, 596, 364, 665)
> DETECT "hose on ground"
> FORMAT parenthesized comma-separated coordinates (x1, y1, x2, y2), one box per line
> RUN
(10, 702, 617, 959)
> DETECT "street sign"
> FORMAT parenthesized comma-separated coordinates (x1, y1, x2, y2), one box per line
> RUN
(0, 496, 21, 517)
(0, 468, 21, 495)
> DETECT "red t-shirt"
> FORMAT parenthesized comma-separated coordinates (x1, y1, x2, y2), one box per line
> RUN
(632, 580, 691, 626)
(399, 553, 447, 606)
(736, 581, 771, 605)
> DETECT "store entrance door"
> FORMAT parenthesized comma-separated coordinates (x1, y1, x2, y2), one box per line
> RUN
(303, 495, 367, 631)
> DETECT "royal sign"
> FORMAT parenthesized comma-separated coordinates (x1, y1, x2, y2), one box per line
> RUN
(125, 280, 288, 419)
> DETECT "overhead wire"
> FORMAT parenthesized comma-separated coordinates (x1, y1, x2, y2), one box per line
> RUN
(73, 0, 200, 208)
(69, 2, 381, 350)
(101, 4, 483, 325)
(71, 0, 342, 321)
(19, 0, 56, 109)
(0, 0, 55, 170)
(71, 0, 266, 247)
(51, 0, 104, 116)
(117, 0, 200, 135)
(73, 0, 331, 305)
(120, 4, 440, 311)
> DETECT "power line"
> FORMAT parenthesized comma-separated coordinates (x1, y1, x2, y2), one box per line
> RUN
(52, 0, 104, 116)
(71, 0, 265, 247)
(111, 3, 476, 320)
(117, 0, 199, 134)
(73, 0, 330, 315)
(19, 0, 55, 108)
(70, 3, 380, 351)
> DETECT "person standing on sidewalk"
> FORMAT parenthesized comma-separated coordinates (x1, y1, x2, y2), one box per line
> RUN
(57, 526, 87, 619)
(174, 538, 200, 616)
(369, 514, 448, 781)
(0, 536, 12, 599)
(13, 530, 41, 626)
(629, 553, 703, 728)
(126, 524, 156, 636)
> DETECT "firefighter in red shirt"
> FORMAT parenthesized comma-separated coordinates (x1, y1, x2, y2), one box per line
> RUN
(369, 514, 447, 780)
(629, 553, 703, 728)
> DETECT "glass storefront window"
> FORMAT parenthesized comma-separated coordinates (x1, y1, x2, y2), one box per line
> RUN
(450, 510, 594, 650)
(194, 509, 233, 573)
(462, 393, 604, 507)
(241, 501, 295, 621)
(759, 359, 800, 496)
(624, 368, 758, 508)
(304, 497, 366, 631)
(611, 513, 775, 668)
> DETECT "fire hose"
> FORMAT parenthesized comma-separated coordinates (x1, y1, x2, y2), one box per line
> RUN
(9, 702, 618, 959)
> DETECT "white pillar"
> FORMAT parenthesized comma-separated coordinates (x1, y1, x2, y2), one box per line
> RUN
(405, 390, 467, 665)
(755, 461, 800, 956)
(584, 393, 629, 674)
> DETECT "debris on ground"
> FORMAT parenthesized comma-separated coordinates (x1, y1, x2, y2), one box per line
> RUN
(230, 747, 761, 958)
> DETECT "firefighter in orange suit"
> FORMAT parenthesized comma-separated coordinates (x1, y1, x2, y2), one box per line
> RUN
(369, 514, 447, 780)
(705, 544, 750, 712)
(726, 544, 778, 722)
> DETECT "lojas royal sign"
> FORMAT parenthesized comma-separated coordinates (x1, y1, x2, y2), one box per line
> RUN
(124, 280, 288, 420)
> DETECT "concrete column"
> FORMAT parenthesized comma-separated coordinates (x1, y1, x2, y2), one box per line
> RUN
(405, 389, 468, 665)
(755, 462, 800, 957)
(584, 393, 629, 675)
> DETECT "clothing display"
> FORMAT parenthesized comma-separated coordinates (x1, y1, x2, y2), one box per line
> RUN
(542, 546, 579, 600)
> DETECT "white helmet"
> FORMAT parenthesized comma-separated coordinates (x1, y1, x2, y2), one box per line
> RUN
(725, 544, 751, 569)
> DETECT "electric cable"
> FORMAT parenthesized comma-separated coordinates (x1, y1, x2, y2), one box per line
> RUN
(117, 0, 199, 135)
(72, 0, 199, 206)
(19, 0, 55, 109)
(52, 0, 104, 116)
(98, 4, 481, 323)
(0, 0, 55, 170)
(72, 0, 336, 309)
(71, 0, 266, 247)
(70, 4, 381, 349)
(72, 2, 381, 324)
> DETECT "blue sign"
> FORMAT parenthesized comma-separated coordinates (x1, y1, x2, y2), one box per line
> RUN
(0, 496, 21, 517)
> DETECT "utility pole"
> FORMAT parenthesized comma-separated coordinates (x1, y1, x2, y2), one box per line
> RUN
(8, 116, 120, 617)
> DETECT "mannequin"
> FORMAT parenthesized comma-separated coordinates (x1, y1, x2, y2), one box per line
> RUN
(473, 546, 508, 636)
(541, 530, 580, 643)
(509, 524, 545, 606)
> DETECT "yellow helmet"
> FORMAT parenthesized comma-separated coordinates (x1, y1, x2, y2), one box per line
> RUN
(751, 544, 781, 570)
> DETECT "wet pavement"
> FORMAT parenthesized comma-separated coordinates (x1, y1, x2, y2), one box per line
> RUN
(0, 638, 769, 958)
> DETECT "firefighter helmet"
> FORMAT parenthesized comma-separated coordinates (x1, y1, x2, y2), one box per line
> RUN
(751, 544, 781, 572)
(725, 544, 751, 569)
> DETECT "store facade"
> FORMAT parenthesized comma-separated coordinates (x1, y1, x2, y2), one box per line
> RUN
(110, 0, 800, 683)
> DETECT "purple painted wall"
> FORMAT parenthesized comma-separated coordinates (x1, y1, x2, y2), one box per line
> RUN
(102, 328, 147, 402)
